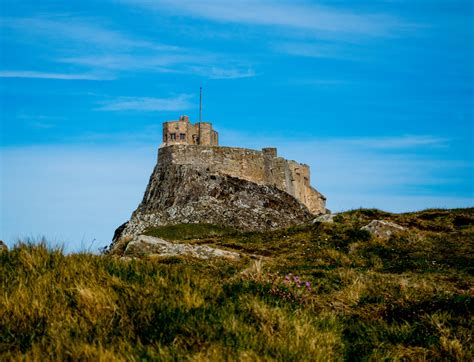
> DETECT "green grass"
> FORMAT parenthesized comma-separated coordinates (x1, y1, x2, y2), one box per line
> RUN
(1, 208, 473, 360)
(143, 223, 238, 240)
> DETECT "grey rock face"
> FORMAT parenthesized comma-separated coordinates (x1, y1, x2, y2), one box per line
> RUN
(123, 235, 240, 260)
(361, 220, 406, 238)
(112, 163, 314, 243)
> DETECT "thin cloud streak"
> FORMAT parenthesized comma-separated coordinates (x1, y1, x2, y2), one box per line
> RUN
(59, 54, 256, 79)
(125, 0, 407, 37)
(273, 41, 356, 60)
(342, 135, 449, 149)
(219, 130, 450, 151)
(0, 16, 170, 51)
(58, 54, 213, 71)
(97, 95, 193, 112)
(0, 70, 112, 80)
(2, 16, 257, 80)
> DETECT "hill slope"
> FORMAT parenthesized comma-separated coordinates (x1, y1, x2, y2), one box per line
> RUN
(1, 208, 473, 360)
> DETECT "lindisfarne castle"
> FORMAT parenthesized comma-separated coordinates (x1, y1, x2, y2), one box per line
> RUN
(160, 115, 325, 215)
(111, 114, 327, 243)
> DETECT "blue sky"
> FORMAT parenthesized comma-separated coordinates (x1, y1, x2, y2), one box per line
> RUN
(1, 0, 473, 251)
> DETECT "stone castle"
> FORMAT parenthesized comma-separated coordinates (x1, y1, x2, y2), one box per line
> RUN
(161, 115, 325, 214)
(112, 115, 326, 242)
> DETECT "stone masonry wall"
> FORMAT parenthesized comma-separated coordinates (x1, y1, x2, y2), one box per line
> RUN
(157, 145, 326, 214)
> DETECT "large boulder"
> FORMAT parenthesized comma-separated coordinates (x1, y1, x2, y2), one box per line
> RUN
(361, 220, 406, 238)
(122, 235, 240, 260)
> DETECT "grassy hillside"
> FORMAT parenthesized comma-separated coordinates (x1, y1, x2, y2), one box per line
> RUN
(1, 208, 473, 360)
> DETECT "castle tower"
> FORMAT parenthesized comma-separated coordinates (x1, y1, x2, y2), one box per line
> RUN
(162, 115, 218, 146)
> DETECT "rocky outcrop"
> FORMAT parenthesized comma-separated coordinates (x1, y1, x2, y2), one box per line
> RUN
(121, 235, 240, 260)
(361, 220, 406, 238)
(112, 163, 314, 243)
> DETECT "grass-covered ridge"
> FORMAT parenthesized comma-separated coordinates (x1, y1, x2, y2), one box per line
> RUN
(1, 208, 473, 360)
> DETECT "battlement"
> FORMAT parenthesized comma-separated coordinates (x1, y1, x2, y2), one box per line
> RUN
(157, 144, 326, 215)
(162, 115, 218, 146)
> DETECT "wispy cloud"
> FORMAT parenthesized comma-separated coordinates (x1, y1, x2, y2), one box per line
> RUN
(272, 41, 365, 60)
(344, 135, 449, 149)
(1, 16, 256, 80)
(219, 130, 450, 151)
(0, 16, 167, 51)
(58, 54, 212, 71)
(58, 53, 256, 79)
(124, 0, 406, 37)
(97, 94, 193, 112)
(57, 53, 256, 79)
(0, 70, 112, 80)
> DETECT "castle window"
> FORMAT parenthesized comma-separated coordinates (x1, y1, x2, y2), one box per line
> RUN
(180, 133, 186, 140)
(170, 133, 176, 140)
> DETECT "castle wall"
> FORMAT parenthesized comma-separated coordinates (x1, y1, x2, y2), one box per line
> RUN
(157, 145, 326, 214)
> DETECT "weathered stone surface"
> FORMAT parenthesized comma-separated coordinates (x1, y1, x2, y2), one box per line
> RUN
(0, 240, 7, 252)
(313, 214, 337, 223)
(361, 220, 406, 238)
(113, 163, 314, 242)
(123, 235, 240, 260)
